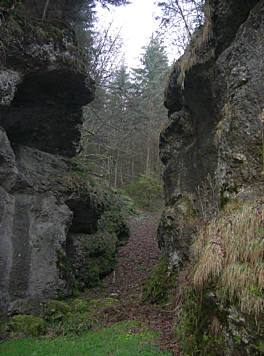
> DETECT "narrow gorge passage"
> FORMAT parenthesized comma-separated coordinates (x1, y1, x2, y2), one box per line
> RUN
(84, 213, 179, 354)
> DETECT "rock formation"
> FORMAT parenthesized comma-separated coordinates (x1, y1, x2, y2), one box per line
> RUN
(0, 9, 128, 315)
(159, 0, 264, 353)
(159, 0, 263, 265)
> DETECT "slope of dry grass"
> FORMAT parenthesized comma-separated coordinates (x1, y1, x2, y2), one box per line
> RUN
(193, 200, 264, 315)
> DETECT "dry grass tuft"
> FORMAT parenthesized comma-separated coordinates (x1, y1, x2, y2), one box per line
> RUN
(193, 200, 264, 315)
(175, 8, 214, 87)
(164, 5, 215, 99)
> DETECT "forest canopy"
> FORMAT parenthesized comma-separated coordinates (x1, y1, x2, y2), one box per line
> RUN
(1, 0, 130, 22)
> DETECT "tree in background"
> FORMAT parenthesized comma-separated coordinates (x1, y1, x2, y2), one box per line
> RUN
(155, 0, 206, 55)
(1, 0, 168, 208)
(80, 35, 169, 210)
(132, 36, 169, 176)
(6, 0, 129, 22)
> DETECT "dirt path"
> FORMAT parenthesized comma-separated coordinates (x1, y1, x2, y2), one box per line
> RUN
(85, 214, 180, 355)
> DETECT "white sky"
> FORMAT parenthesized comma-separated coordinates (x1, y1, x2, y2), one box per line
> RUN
(96, 0, 172, 69)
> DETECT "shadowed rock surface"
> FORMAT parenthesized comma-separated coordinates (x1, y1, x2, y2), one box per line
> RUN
(159, 0, 264, 353)
(159, 0, 264, 264)
(0, 11, 126, 315)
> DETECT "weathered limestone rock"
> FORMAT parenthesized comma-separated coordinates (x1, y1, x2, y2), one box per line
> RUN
(0, 11, 99, 315)
(159, 0, 264, 265)
(0, 127, 18, 191)
(0, 187, 14, 313)
(0, 140, 74, 314)
(9, 193, 73, 299)
(159, 0, 264, 352)
(0, 70, 22, 106)
(0, 11, 94, 157)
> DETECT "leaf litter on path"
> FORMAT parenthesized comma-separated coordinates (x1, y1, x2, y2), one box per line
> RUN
(84, 214, 181, 355)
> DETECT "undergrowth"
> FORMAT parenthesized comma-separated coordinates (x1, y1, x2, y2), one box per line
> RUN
(122, 173, 163, 211)
(0, 297, 170, 356)
(173, 199, 264, 354)
(193, 200, 264, 315)
(1, 321, 170, 356)
(142, 256, 178, 304)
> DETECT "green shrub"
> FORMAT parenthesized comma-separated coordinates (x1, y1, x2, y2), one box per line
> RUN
(8, 315, 47, 336)
(70, 298, 90, 313)
(142, 255, 177, 304)
(123, 173, 163, 209)
(99, 208, 129, 244)
(53, 312, 94, 336)
(42, 300, 71, 321)
(175, 287, 225, 355)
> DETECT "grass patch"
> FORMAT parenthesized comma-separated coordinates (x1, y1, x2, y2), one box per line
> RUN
(0, 321, 170, 356)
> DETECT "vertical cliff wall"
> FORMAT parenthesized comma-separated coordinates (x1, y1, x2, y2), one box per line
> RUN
(0, 10, 96, 314)
(158, 0, 264, 265)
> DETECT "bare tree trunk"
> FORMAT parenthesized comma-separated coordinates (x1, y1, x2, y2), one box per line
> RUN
(120, 165, 124, 185)
(175, 0, 192, 40)
(42, 0, 50, 20)
(146, 144, 150, 173)
(131, 158, 134, 177)
(114, 153, 119, 189)
(108, 156, 111, 186)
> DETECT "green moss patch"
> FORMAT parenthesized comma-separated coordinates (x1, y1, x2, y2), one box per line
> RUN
(99, 209, 129, 245)
(88, 297, 120, 311)
(142, 255, 177, 304)
(69, 231, 118, 288)
(42, 300, 71, 321)
(52, 311, 95, 336)
(7, 315, 47, 337)
(175, 286, 225, 355)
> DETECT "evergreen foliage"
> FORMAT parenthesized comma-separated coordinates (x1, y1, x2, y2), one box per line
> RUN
(82, 36, 169, 194)
(0, 0, 129, 22)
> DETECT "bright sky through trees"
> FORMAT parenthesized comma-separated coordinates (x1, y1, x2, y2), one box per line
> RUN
(96, 0, 174, 68)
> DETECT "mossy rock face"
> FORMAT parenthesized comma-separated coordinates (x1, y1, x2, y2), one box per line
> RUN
(158, 196, 198, 267)
(142, 255, 178, 304)
(67, 230, 118, 288)
(7, 298, 43, 317)
(56, 250, 78, 298)
(176, 200, 264, 354)
(176, 285, 264, 355)
(7, 315, 47, 336)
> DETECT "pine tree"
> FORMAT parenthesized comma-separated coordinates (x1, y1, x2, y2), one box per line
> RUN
(132, 36, 169, 175)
